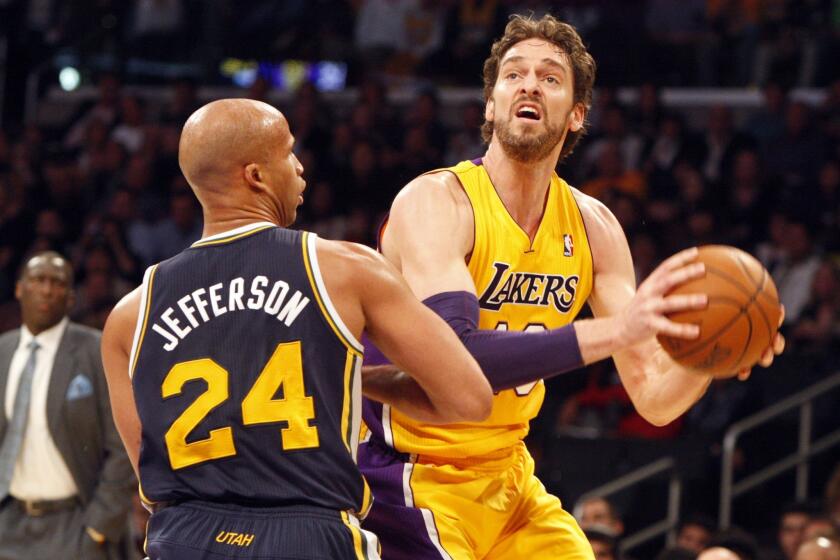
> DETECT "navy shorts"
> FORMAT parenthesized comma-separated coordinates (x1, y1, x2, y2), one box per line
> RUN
(145, 501, 380, 559)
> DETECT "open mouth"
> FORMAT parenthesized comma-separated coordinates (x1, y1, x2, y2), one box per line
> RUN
(515, 104, 542, 121)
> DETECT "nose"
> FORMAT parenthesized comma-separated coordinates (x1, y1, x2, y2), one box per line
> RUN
(520, 70, 541, 97)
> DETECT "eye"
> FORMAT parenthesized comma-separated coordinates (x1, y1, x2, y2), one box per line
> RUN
(545, 75, 559, 84)
(505, 72, 519, 80)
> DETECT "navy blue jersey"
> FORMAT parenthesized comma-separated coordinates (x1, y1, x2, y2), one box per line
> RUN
(129, 222, 370, 515)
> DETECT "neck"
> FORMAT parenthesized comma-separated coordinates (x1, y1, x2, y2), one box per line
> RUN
(482, 140, 560, 237)
(201, 208, 282, 238)
(199, 185, 286, 238)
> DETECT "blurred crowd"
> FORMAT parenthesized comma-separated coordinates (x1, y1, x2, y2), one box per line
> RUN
(576, 482, 840, 559)
(1, 0, 840, 92)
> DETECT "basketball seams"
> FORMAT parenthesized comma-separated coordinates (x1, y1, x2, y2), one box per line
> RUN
(666, 296, 748, 360)
(662, 247, 779, 377)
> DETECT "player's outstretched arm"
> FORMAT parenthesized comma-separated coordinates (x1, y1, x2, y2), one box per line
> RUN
(100, 288, 143, 476)
(316, 238, 492, 424)
(577, 191, 783, 425)
(382, 173, 710, 392)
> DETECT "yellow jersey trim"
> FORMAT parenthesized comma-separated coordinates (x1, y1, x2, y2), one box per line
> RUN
(301, 232, 364, 355)
(129, 265, 158, 379)
(341, 511, 367, 559)
(191, 224, 275, 248)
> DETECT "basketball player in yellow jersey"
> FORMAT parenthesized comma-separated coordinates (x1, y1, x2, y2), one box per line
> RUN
(357, 14, 785, 560)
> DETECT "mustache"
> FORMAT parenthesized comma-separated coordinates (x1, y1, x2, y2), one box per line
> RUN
(511, 96, 546, 115)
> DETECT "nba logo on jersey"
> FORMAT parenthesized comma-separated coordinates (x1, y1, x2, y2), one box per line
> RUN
(563, 234, 574, 257)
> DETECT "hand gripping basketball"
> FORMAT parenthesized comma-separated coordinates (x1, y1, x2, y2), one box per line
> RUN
(618, 246, 709, 348)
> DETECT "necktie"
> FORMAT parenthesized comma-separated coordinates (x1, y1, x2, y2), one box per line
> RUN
(0, 340, 40, 499)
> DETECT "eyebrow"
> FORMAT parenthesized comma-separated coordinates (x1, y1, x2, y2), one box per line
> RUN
(500, 56, 568, 74)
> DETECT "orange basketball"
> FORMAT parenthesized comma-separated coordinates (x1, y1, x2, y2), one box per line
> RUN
(656, 245, 781, 378)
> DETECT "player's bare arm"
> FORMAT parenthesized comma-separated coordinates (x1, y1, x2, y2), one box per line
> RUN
(576, 189, 784, 425)
(315, 237, 492, 423)
(382, 170, 714, 390)
(100, 287, 143, 476)
(381, 171, 476, 298)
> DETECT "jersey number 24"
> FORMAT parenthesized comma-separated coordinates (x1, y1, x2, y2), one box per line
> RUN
(162, 341, 319, 470)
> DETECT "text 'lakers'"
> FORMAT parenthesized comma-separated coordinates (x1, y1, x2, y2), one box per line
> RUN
(478, 262, 579, 312)
(152, 276, 310, 351)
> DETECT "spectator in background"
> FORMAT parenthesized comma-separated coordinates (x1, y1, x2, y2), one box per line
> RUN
(583, 104, 645, 178)
(577, 496, 625, 538)
(815, 160, 840, 251)
(722, 149, 770, 250)
(745, 83, 788, 151)
(446, 100, 486, 164)
(146, 190, 202, 263)
(0, 252, 134, 558)
(657, 547, 699, 560)
(708, 527, 760, 560)
(795, 537, 840, 560)
(63, 73, 122, 150)
(581, 140, 647, 200)
(789, 261, 840, 359)
(128, 0, 184, 60)
(643, 112, 693, 198)
(804, 517, 839, 542)
(353, 0, 414, 74)
(777, 502, 821, 560)
(770, 217, 822, 326)
(110, 95, 147, 155)
(764, 102, 827, 194)
(699, 548, 740, 560)
(677, 515, 716, 554)
(585, 527, 619, 560)
(697, 105, 754, 195)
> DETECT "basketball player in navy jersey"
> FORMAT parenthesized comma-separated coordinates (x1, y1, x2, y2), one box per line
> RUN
(100, 98, 492, 560)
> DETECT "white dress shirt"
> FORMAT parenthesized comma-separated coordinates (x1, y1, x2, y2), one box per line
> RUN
(5, 317, 78, 500)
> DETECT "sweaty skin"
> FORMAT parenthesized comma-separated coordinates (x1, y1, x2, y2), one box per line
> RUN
(100, 99, 493, 475)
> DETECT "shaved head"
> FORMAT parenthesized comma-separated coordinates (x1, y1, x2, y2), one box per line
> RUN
(179, 98, 288, 198)
(698, 548, 740, 560)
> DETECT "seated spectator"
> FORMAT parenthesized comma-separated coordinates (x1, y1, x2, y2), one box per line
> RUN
(777, 502, 823, 560)
(581, 141, 647, 201)
(708, 527, 760, 560)
(795, 537, 840, 560)
(677, 514, 716, 554)
(771, 216, 822, 326)
(804, 516, 839, 542)
(789, 261, 840, 357)
(657, 547, 699, 560)
(699, 548, 740, 560)
(578, 496, 625, 538)
(585, 527, 619, 560)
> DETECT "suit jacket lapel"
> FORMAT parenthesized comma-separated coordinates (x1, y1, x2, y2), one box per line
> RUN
(0, 331, 20, 437)
(46, 324, 80, 444)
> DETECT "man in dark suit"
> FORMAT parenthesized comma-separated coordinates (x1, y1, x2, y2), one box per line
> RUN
(0, 251, 134, 559)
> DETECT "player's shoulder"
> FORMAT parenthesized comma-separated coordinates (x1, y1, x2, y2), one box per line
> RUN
(392, 169, 471, 215)
(570, 186, 623, 238)
(103, 286, 143, 339)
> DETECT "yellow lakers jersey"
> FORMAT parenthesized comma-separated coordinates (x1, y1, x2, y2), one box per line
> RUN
(383, 159, 593, 459)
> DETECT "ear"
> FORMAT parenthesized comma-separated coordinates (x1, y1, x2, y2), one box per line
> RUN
(14, 282, 22, 301)
(485, 97, 495, 124)
(244, 163, 266, 192)
(568, 103, 585, 133)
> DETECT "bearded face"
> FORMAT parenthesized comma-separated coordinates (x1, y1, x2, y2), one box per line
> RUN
(493, 96, 568, 163)
(485, 38, 582, 163)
